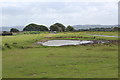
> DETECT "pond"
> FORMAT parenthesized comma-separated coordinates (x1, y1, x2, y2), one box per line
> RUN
(89, 34, 120, 38)
(40, 40, 94, 46)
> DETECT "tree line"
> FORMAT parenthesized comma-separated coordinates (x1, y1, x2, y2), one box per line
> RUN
(77, 27, 120, 32)
(10, 23, 120, 32)
(10, 23, 74, 32)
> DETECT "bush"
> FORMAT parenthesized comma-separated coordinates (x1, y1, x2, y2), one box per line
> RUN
(10, 28, 19, 32)
(66, 25, 75, 31)
(2, 31, 13, 36)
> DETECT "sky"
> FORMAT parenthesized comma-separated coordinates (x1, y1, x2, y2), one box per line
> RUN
(0, 0, 119, 27)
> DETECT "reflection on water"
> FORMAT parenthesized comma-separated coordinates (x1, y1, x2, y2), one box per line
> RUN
(41, 40, 93, 46)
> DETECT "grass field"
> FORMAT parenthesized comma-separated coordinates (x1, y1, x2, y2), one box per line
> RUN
(2, 33, 48, 50)
(51, 32, 118, 40)
(2, 31, 119, 78)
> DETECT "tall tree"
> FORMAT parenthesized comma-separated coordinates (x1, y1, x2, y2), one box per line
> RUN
(23, 23, 48, 31)
(50, 23, 65, 32)
(10, 28, 19, 32)
(50, 25, 59, 31)
(66, 25, 75, 31)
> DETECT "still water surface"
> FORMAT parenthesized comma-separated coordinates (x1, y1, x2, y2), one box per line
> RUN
(41, 40, 93, 46)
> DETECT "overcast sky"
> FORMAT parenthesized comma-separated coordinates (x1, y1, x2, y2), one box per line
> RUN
(1, 0, 119, 27)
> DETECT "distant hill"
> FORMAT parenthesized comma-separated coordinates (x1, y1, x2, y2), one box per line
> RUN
(72, 25, 118, 30)
(1, 26, 24, 31)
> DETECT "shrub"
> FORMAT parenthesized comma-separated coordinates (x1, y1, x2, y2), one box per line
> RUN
(10, 28, 19, 32)
(66, 25, 75, 31)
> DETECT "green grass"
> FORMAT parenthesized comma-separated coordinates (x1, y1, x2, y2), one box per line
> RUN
(2, 34, 47, 44)
(51, 32, 118, 40)
(2, 31, 118, 78)
(2, 33, 48, 50)
(3, 44, 118, 78)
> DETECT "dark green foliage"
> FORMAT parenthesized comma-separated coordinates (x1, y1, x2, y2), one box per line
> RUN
(54, 23, 66, 31)
(10, 28, 19, 32)
(23, 23, 48, 31)
(50, 25, 59, 31)
(66, 25, 75, 31)
(2, 31, 13, 36)
(113, 27, 120, 31)
(77, 27, 120, 32)
(50, 23, 65, 32)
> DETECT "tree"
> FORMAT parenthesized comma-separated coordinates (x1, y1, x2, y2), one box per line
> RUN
(23, 23, 48, 31)
(49, 23, 65, 32)
(10, 28, 19, 32)
(66, 25, 75, 31)
(113, 27, 120, 31)
(50, 25, 59, 31)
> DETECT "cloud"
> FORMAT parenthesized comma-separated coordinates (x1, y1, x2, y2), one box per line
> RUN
(0, 0, 119, 2)
(1, 2, 118, 27)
